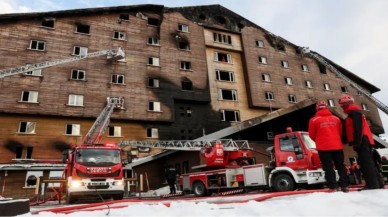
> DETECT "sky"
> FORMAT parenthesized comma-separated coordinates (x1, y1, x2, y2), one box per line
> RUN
(1, 0, 388, 136)
(20, 186, 388, 216)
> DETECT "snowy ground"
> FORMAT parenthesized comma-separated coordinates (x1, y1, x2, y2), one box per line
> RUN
(20, 186, 388, 217)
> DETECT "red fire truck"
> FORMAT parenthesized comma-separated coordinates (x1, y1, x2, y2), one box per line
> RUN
(120, 128, 328, 196)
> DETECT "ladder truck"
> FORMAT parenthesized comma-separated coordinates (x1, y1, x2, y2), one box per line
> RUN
(0, 47, 127, 203)
(120, 128, 328, 196)
(62, 97, 126, 204)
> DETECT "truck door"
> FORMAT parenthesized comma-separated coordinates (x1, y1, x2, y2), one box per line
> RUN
(276, 134, 309, 170)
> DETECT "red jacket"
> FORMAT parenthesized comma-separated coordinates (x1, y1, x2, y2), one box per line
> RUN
(308, 108, 343, 151)
(343, 104, 374, 146)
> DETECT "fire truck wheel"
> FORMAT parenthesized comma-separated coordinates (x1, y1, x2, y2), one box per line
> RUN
(272, 174, 295, 192)
(192, 181, 207, 197)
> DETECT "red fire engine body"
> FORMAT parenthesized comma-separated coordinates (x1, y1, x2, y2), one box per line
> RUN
(179, 129, 326, 196)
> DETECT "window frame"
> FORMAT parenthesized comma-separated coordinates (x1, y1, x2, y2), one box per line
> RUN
(108, 126, 122, 137)
(148, 101, 161, 112)
(259, 56, 267, 64)
(220, 109, 241, 122)
(68, 94, 84, 106)
(73, 46, 88, 57)
(111, 74, 125, 84)
(75, 23, 90, 34)
(148, 78, 160, 88)
(285, 77, 293, 85)
(180, 61, 192, 70)
(288, 94, 297, 103)
(281, 60, 289, 68)
(301, 64, 309, 72)
(148, 37, 160, 45)
(265, 91, 274, 101)
(213, 32, 232, 45)
(218, 89, 238, 101)
(148, 57, 160, 66)
(214, 52, 232, 64)
(18, 121, 36, 134)
(178, 24, 189, 32)
(256, 40, 264, 48)
(305, 80, 313, 88)
(262, 73, 271, 82)
(328, 99, 335, 107)
(113, 31, 126, 40)
(146, 127, 159, 138)
(65, 123, 80, 136)
(20, 91, 39, 103)
(71, 69, 86, 80)
(361, 103, 369, 111)
(324, 83, 331, 91)
(216, 70, 235, 82)
(29, 40, 46, 51)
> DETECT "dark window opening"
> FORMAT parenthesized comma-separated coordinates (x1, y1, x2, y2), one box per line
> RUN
(220, 89, 237, 101)
(15, 146, 23, 158)
(76, 24, 90, 34)
(182, 80, 193, 91)
(221, 110, 240, 122)
(341, 86, 348, 93)
(216, 16, 226, 24)
(179, 42, 190, 50)
(147, 18, 159, 26)
(41, 19, 54, 28)
(26, 147, 33, 159)
(276, 44, 286, 51)
(119, 14, 129, 20)
(318, 63, 326, 74)
(66, 124, 72, 134)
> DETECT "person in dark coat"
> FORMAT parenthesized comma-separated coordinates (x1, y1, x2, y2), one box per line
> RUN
(339, 94, 382, 190)
(308, 101, 349, 192)
(372, 148, 385, 188)
(165, 166, 177, 194)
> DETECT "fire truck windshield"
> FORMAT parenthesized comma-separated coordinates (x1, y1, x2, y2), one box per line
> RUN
(76, 149, 121, 166)
(301, 133, 317, 150)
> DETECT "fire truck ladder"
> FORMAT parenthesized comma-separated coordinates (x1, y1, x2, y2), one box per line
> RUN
(119, 139, 252, 151)
(82, 97, 125, 146)
(299, 47, 388, 115)
(0, 48, 125, 78)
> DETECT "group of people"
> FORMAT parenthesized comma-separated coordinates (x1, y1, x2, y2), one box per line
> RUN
(308, 94, 384, 192)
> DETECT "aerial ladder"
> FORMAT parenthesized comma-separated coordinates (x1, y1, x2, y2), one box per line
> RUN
(299, 47, 388, 115)
(83, 97, 125, 146)
(0, 48, 125, 78)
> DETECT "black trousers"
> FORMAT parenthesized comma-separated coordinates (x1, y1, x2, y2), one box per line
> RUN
(318, 149, 348, 189)
(167, 179, 176, 194)
(354, 137, 380, 189)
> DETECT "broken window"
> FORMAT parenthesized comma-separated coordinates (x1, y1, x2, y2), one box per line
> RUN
(262, 73, 271, 82)
(76, 24, 90, 34)
(148, 78, 160, 88)
(213, 32, 232, 45)
(216, 70, 235, 82)
(71, 69, 85, 80)
(113, 31, 126, 40)
(41, 19, 54, 28)
(318, 63, 327, 74)
(214, 52, 232, 63)
(220, 110, 240, 122)
(26, 147, 33, 159)
(265, 92, 274, 100)
(181, 79, 193, 91)
(219, 89, 237, 101)
(119, 14, 129, 20)
(15, 146, 23, 158)
(65, 124, 80, 135)
(29, 40, 46, 51)
(179, 41, 190, 50)
(276, 44, 286, 51)
(341, 86, 348, 93)
(19, 121, 36, 134)
(147, 18, 159, 26)
(21, 91, 38, 103)
(180, 61, 191, 70)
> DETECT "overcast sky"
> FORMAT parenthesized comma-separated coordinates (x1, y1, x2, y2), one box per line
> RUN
(1, 0, 388, 136)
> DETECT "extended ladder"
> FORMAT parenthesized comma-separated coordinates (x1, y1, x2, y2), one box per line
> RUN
(0, 48, 125, 78)
(119, 139, 252, 151)
(300, 47, 388, 115)
(82, 97, 125, 146)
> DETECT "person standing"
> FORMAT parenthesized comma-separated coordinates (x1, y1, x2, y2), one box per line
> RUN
(338, 94, 381, 190)
(165, 166, 177, 194)
(309, 101, 349, 192)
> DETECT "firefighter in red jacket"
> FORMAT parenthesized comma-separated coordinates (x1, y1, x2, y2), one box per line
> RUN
(338, 94, 382, 190)
(309, 101, 349, 192)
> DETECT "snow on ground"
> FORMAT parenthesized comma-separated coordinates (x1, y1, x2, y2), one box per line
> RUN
(20, 188, 388, 217)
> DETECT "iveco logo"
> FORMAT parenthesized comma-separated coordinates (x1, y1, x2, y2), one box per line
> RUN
(90, 167, 108, 173)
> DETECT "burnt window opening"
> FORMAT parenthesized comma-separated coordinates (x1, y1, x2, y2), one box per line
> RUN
(341, 86, 348, 93)
(216, 70, 235, 82)
(26, 146, 33, 159)
(41, 19, 54, 28)
(318, 63, 326, 74)
(216, 16, 226, 24)
(76, 24, 90, 34)
(265, 92, 274, 100)
(119, 14, 129, 20)
(180, 61, 191, 70)
(148, 78, 160, 88)
(181, 79, 193, 91)
(147, 18, 159, 26)
(276, 44, 286, 51)
(15, 146, 23, 159)
(219, 89, 237, 101)
(179, 41, 190, 50)
(221, 110, 240, 122)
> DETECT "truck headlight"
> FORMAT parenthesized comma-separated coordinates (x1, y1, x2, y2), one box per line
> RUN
(309, 172, 322, 177)
(69, 180, 82, 188)
(113, 180, 124, 186)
